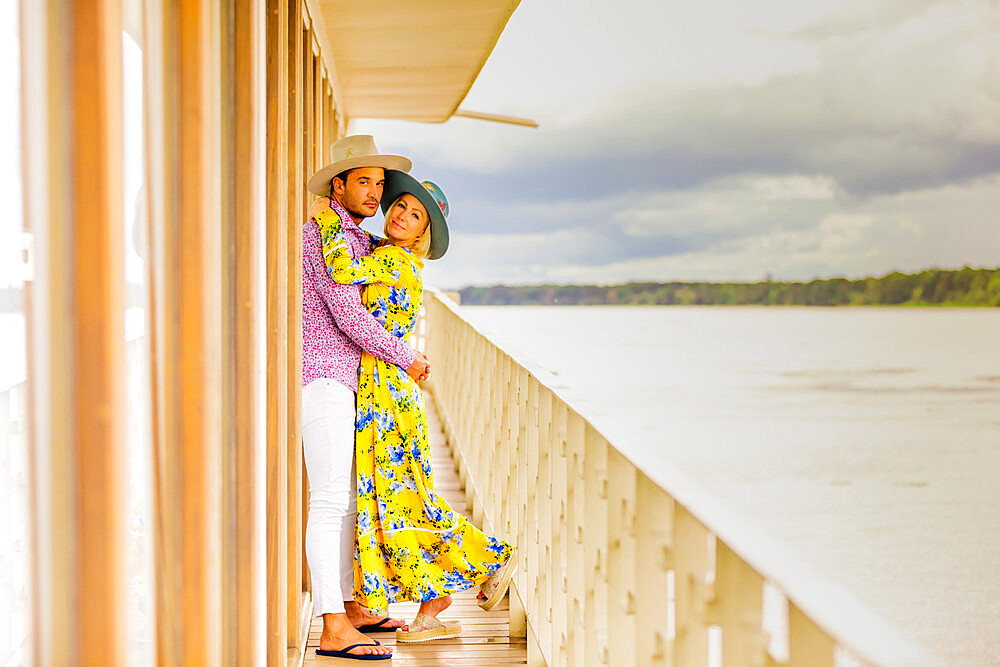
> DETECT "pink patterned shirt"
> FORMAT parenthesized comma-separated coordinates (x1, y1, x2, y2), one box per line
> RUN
(301, 200, 415, 391)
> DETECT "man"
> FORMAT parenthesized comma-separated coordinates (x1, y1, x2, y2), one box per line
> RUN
(301, 135, 429, 659)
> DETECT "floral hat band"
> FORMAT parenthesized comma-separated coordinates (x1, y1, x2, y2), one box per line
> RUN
(421, 181, 449, 219)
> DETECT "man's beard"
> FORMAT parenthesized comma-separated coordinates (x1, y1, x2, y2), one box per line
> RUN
(344, 196, 376, 221)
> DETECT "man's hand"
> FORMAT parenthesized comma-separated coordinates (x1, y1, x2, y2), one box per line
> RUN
(406, 353, 430, 383)
(309, 196, 331, 220)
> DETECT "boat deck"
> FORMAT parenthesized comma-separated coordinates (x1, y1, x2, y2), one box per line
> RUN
(302, 392, 528, 665)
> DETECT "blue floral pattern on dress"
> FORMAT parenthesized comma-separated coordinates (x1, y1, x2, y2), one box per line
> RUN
(319, 228, 513, 616)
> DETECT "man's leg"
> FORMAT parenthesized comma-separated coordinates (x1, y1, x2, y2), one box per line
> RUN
(301, 379, 391, 656)
(334, 400, 405, 629)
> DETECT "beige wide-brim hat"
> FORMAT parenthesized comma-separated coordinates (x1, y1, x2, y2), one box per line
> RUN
(306, 134, 412, 196)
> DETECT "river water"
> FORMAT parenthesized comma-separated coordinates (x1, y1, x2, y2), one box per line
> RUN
(463, 305, 1000, 666)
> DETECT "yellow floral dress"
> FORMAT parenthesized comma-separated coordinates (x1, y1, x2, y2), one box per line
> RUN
(317, 207, 513, 616)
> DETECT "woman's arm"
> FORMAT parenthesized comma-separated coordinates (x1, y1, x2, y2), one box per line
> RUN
(303, 221, 415, 370)
(328, 244, 402, 286)
(315, 206, 401, 286)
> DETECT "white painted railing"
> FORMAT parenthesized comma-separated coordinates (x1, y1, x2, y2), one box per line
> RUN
(418, 290, 934, 667)
(1, 380, 30, 666)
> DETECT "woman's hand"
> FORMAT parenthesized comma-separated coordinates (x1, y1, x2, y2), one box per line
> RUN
(308, 196, 331, 220)
(406, 353, 430, 383)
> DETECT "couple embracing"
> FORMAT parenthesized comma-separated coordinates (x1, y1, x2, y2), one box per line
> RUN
(301, 135, 516, 660)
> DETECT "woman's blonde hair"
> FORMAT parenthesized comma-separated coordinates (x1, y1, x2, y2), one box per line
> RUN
(384, 195, 432, 259)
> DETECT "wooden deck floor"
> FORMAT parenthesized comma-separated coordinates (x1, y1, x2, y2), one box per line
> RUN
(302, 391, 527, 666)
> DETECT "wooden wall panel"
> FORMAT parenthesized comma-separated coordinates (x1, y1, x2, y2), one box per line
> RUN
(286, 0, 305, 650)
(300, 18, 314, 601)
(220, 0, 264, 664)
(299, 22, 316, 611)
(144, 0, 225, 662)
(20, 1, 127, 664)
(265, 0, 289, 664)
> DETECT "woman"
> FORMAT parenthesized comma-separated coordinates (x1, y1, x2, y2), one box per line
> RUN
(314, 171, 516, 644)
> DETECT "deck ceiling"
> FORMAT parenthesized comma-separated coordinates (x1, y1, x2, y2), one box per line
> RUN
(308, 0, 520, 123)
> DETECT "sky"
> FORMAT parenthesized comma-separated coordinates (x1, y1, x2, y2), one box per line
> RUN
(0, 0, 23, 288)
(354, 0, 1000, 289)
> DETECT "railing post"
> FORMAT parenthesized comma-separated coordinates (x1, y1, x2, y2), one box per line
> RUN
(498, 354, 514, 542)
(511, 366, 530, 640)
(550, 400, 569, 663)
(489, 346, 504, 529)
(674, 506, 712, 665)
(636, 474, 674, 666)
(583, 426, 608, 666)
(607, 448, 638, 666)
(536, 386, 554, 661)
(710, 542, 767, 666)
(525, 377, 541, 629)
(565, 411, 586, 664)
(454, 317, 471, 480)
(789, 603, 835, 667)
(471, 335, 489, 524)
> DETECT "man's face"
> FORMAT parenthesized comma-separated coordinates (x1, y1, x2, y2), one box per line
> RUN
(332, 167, 385, 221)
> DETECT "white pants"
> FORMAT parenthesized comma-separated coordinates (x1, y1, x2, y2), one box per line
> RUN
(302, 378, 357, 617)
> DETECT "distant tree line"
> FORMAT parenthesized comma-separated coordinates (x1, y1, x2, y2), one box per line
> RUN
(459, 267, 1000, 307)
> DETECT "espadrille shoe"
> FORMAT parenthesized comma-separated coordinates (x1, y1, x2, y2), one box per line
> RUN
(478, 550, 517, 611)
(394, 612, 462, 643)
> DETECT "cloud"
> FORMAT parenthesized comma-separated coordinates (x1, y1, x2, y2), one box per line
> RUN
(355, 0, 1000, 287)
(421, 173, 1000, 288)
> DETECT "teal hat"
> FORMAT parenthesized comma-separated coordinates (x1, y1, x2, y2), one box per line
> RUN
(382, 171, 450, 260)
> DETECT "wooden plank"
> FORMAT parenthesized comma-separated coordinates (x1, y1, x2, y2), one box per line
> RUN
(140, 0, 225, 663)
(219, 2, 238, 662)
(21, 1, 127, 663)
(564, 411, 585, 665)
(674, 505, 711, 666)
(514, 367, 530, 618)
(71, 1, 126, 664)
(635, 474, 673, 666)
(220, 0, 263, 664)
(265, 0, 289, 664)
(606, 448, 637, 666)
(286, 0, 305, 650)
(537, 385, 553, 660)
(175, 0, 225, 660)
(582, 426, 608, 667)
(789, 602, 835, 667)
(299, 16, 314, 602)
(508, 364, 527, 640)
(139, 2, 172, 661)
(549, 400, 568, 663)
(524, 378, 540, 631)
(313, 55, 323, 168)
(70, 0, 128, 657)
(710, 542, 766, 667)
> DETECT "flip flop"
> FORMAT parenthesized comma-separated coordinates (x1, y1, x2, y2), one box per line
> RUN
(355, 617, 404, 633)
(479, 549, 517, 611)
(315, 640, 391, 661)
(394, 612, 462, 643)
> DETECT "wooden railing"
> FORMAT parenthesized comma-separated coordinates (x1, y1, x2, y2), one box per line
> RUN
(419, 290, 934, 667)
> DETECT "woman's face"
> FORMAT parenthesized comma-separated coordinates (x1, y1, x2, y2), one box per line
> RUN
(385, 194, 429, 247)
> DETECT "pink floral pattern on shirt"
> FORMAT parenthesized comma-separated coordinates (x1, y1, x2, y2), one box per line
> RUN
(301, 201, 414, 391)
